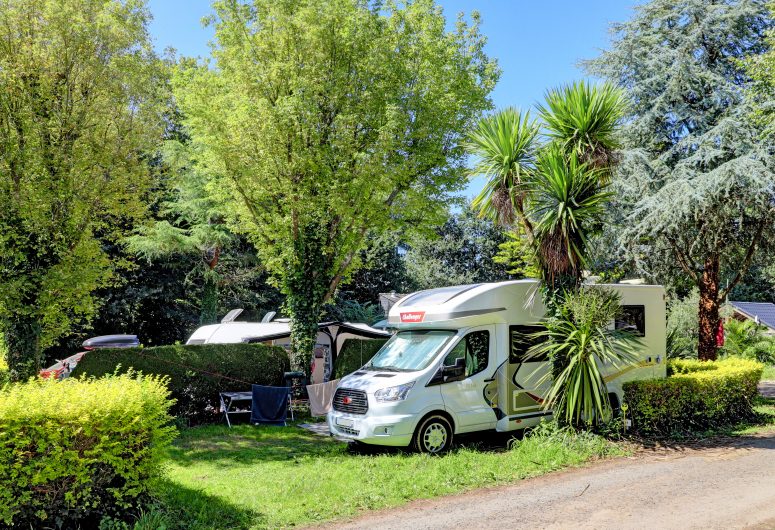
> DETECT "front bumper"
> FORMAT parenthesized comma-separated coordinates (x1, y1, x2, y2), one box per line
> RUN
(327, 410, 416, 447)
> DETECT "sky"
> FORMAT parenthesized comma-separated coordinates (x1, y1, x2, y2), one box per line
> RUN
(147, 0, 638, 198)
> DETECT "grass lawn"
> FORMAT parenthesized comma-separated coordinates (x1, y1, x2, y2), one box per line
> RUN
(762, 364, 775, 380)
(732, 396, 775, 435)
(150, 423, 624, 529)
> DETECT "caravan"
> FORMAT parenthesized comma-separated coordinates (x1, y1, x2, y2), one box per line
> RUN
(327, 280, 666, 452)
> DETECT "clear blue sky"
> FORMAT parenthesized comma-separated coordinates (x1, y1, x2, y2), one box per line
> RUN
(147, 0, 638, 198)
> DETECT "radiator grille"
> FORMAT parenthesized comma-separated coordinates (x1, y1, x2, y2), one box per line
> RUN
(333, 388, 368, 414)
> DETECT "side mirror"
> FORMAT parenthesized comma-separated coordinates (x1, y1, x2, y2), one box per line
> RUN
(442, 357, 466, 382)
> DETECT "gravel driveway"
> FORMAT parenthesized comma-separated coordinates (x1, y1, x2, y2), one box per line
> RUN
(329, 433, 775, 530)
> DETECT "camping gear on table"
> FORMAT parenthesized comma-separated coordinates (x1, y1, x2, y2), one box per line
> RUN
(251, 385, 291, 426)
(306, 379, 340, 417)
(219, 391, 253, 427)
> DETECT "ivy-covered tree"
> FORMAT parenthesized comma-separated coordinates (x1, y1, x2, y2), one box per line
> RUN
(586, 0, 775, 360)
(173, 0, 498, 371)
(0, 0, 166, 378)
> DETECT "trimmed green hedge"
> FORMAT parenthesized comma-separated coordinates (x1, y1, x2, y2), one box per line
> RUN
(623, 358, 763, 436)
(0, 373, 176, 527)
(333, 339, 388, 379)
(73, 343, 289, 425)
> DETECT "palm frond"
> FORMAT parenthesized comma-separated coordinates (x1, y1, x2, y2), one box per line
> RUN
(466, 108, 540, 227)
(537, 80, 627, 179)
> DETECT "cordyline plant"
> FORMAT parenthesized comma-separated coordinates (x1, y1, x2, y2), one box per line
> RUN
(526, 287, 640, 428)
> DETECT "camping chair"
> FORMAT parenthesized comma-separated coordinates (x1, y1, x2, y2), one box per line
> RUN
(283, 371, 308, 421)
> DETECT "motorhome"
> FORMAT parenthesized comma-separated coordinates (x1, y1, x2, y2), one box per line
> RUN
(185, 310, 390, 384)
(327, 280, 666, 452)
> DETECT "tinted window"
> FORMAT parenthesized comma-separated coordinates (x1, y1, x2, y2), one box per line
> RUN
(510, 325, 548, 363)
(443, 330, 489, 377)
(616, 305, 645, 336)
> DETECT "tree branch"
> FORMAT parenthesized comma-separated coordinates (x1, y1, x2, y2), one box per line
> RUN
(719, 214, 771, 301)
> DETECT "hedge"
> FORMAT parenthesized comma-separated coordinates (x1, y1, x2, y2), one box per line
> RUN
(0, 373, 176, 528)
(623, 358, 763, 436)
(333, 339, 388, 379)
(72, 343, 289, 425)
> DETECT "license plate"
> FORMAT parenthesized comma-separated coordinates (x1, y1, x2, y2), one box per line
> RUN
(336, 417, 354, 428)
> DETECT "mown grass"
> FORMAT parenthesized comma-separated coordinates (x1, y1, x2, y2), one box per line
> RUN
(761, 364, 775, 380)
(731, 396, 775, 435)
(151, 423, 624, 529)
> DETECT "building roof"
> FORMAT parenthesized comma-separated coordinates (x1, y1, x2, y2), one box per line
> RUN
(729, 301, 775, 331)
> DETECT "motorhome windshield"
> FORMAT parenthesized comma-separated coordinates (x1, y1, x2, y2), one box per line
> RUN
(366, 330, 456, 372)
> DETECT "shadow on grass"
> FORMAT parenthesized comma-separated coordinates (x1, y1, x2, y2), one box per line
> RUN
(168, 422, 525, 466)
(151, 478, 264, 530)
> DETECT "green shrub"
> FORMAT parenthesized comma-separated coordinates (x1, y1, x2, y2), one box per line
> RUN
(720, 319, 775, 364)
(0, 373, 176, 528)
(333, 339, 387, 379)
(73, 344, 289, 425)
(624, 358, 763, 436)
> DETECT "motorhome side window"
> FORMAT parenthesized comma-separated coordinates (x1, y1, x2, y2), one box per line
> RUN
(616, 305, 646, 336)
(443, 331, 489, 377)
(509, 325, 548, 363)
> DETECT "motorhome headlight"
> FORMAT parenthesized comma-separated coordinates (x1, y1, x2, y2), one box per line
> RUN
(374, 382, 415, 403)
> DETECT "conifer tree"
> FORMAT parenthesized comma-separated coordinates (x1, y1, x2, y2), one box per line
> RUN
(587, 0, 775, 360)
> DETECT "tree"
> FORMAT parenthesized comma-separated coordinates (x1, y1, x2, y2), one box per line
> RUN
(403, 206, 514, 290)
(745, 2, 775, 138)
(0, 0, 166, 378)
(126, 141, 234, 325)
(468, 81, 625, 295)
(173, 0, 498, 371)
(586, 0, 775, 360)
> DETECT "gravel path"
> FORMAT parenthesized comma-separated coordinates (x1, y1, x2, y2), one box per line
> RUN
(328, 434, 775, 530)
(316, 383, 775, 529)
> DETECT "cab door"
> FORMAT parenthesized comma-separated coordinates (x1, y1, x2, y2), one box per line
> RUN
(439, 326, 497, 433)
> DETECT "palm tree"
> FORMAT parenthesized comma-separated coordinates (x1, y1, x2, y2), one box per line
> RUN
(466, 108, 540, 236)
(529, 144, 612, 290)
(537, 81, 626, 180)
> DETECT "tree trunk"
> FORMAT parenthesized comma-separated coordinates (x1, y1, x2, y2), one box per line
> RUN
(697, 255, 720, 361)
(3, 314, 43, 381)
(200, 273, 219, 325)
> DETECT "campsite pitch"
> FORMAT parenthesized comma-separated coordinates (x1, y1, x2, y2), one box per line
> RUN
(150, 423, 622, 529)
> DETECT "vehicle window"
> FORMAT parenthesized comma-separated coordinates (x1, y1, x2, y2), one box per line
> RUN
(509, 325, 548, 363)
(367, 330, 456, 371)
(616, 305, 646, 336)
(443, 330, 489, 377)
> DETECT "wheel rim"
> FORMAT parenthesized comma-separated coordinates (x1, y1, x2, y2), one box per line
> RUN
(423, 422, 447, 453)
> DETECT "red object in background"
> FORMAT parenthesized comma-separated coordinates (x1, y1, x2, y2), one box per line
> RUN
(716, 319, 725, 347)
(40, 352, 86, 380)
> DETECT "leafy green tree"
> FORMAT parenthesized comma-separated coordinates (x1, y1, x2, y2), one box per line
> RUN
(745, 2, 775, 137)
(586, 0, 775, 360)
(0, 0, 166, 378)
(127, 141, 233, 325)
(493, 228, 540, 279)
(173, 0, 498, 371)
(403, 206, 514, 290)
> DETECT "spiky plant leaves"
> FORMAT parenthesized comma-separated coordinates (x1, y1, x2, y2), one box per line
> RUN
(537, 81, 626, 180)
(529, 145, 612, 287)
(526, 287, 640, 428)
(466, 108, 540, 230)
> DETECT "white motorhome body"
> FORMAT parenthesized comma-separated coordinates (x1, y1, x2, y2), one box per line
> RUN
(186, 320, 390, 384)
(327, 280, 666, 451)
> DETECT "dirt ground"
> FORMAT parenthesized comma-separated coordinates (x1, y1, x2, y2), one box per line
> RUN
(327, 385, 775, 530)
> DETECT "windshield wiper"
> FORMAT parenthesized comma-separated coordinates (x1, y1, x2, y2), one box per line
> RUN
(369, 365, 405, 372)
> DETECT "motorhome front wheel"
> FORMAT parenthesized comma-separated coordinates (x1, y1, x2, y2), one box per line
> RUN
(413, 415, 453, 453)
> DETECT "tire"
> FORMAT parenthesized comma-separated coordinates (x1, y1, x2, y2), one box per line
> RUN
(412, 414, 453, 454)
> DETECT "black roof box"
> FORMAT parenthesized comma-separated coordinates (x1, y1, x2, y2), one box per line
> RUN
(82, 334, 140, 350)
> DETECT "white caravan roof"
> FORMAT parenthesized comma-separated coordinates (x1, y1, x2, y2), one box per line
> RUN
(388, 280, 546, 329)
(387, 279, 666, 330)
